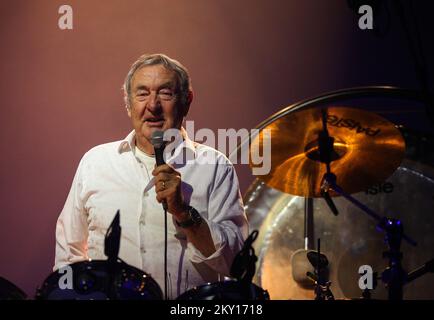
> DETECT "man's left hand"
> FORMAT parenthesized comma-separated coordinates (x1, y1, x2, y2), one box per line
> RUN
(152, 164, 186, 218)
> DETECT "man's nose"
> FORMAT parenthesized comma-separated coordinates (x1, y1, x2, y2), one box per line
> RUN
(147, 92, 162, 112)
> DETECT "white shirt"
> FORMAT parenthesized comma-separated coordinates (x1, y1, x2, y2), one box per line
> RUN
(54, 128, 248, 298)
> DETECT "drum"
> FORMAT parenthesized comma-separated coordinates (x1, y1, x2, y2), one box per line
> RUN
(36, 259, 163, 300)
(244, 129, 434, 300)
(176, 280, 269, 300)
(0, 277, 27, 300)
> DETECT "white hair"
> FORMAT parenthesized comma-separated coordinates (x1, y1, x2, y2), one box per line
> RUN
(123, 53, 192, 108)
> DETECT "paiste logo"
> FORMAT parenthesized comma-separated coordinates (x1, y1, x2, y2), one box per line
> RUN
(327, 114, 381, 137)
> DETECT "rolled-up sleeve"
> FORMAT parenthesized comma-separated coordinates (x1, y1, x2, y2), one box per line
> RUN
(187, 162, 248, 276)
(53, 159, 89, 271)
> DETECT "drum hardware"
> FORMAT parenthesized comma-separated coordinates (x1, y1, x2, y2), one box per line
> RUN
(315, 106, 415, 300)
(289, 198, 318, 289)
(177, 230, 269, 300)
(36, 259, 163, 300)
(357, 251, 434, 300)
(293, 104, 414, 300)
(229, 230, 265, 300)
(307, 239, 335, 300)
(289, 123, 337, 290)
(176, 280, 269, 300)
(240, 86, 434, 300)
(318, 107, 339, 216)
(104, 210, 121, 300)
(244, 156, 434, 300)
(356, 270, 379, 300)
(406, 258, 434, 283)
(320, 176, 417, 300)
(0, 277, 27, 300)
(36, 211, 163, 300)
(378, 218, 407, 300)
(378, 256, 434, 300)
(230, 230, 259, 284)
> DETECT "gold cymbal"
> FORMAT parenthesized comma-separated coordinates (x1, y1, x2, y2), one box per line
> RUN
(249, 106, 405, 197)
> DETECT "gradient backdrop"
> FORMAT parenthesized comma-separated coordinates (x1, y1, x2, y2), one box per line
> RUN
(1, 0, 433, 296)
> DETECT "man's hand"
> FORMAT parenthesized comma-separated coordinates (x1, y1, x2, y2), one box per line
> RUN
(152, 164, 187, 218)
(153, 164, 216, 257)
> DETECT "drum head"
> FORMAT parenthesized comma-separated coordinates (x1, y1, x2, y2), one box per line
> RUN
(245, 128, 434, 299)
(36, 260, 163, 300)
(177, 280, 269, 300)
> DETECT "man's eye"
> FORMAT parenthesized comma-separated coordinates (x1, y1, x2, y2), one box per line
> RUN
(159, 91, 174, 99)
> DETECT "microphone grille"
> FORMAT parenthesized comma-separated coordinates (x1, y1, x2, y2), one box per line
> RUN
(151, 130, 165, 148)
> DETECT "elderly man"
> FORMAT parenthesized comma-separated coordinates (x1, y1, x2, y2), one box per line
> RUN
(54, 53, 248, 299)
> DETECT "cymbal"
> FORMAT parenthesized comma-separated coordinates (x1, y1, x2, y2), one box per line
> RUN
(249, 106, 405, 197)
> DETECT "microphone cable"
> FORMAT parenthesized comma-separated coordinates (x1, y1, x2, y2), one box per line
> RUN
(164, 206, 168, 300)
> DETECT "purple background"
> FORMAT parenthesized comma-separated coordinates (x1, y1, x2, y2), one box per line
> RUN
(1, 0, 433, 297)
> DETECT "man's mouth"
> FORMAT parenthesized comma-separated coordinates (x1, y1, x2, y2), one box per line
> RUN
(144, 117, 165, 127)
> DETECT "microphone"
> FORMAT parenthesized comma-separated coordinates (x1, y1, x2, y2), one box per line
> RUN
(151, 130, 169, 300)
(151, 130, 168, 211)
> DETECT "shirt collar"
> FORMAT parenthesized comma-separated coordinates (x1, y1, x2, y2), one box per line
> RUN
(118, 127, 196, 162)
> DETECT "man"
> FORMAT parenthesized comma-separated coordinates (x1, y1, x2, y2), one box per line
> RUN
(54, 53, 248, 299)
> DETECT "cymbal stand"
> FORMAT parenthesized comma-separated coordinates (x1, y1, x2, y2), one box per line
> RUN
(361, 271, 378, 300)
(362, 259, 434, 299)
(406, 258, 434, 283)
(318, 108, 339, 216)
(317, 108, 417, 300)
(379, 217, 408, 300)
(322, 156, 418, 300)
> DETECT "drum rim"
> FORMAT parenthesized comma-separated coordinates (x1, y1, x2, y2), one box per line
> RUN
(176, 279, 269, 300)
(36, 259, 163, 300)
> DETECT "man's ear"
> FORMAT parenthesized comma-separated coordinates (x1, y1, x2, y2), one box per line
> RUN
(124, 91, 131, 118)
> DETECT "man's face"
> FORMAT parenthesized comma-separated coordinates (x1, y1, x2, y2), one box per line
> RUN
(127, 64, 186, 152)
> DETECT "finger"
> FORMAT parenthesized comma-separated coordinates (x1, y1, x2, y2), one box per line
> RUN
(152, 164, 177, 176)
(156, 193, 163, 203)
(156, 188, 173, 203)
(154, 172, 172, 183)
(155, 180, 169, 192)
(152, 164, 171, 176)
